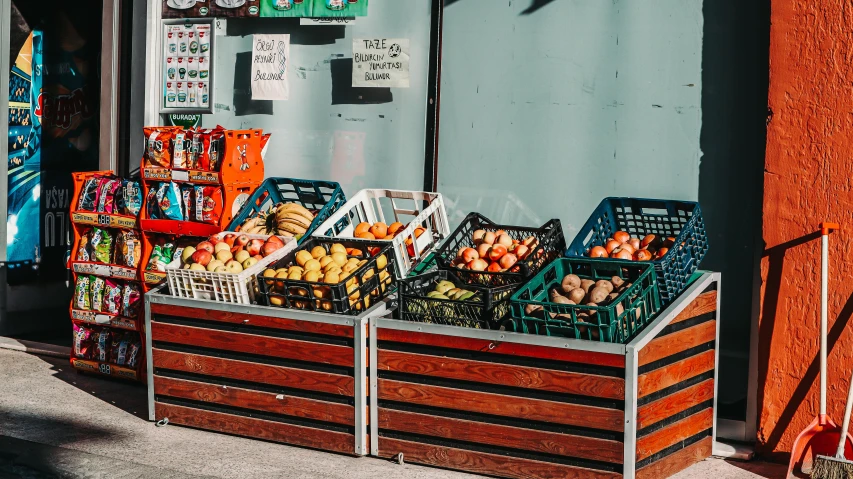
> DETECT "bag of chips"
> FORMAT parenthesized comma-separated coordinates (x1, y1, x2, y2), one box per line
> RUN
(91, 276, 106, 312)
(122, 283, 141, 319)
(73, 324, 94, 360)
(172, 129, 191, 169)
(95, 328, 111, 362)
(190, 127, 225, 171)
(143, 127, 178, 168)
(146, 186, 161, 220)
(104, 280, 123, 315)
(156, 182, 184, 221)
(115, 231, 141, 268)
(126, 340, 142, 368)
(77, 177, 101, 212)
(76, 230, 91, 262)
(74, 276, 91, 310)
(96, 178, 121, 213)
(181, 185, 195, 220)
(194, 186, 223, 225)
(111, 333, 134, 366)
(118, 180, 142, 217)
(90, 228, 113, 264)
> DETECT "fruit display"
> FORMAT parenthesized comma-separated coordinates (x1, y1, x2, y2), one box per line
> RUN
(586, 231, 676, 261)
(236, 202, 317, 238)
(435, 213, 566, 287)
(259, 239, 397, 315)
(511, 258, 661, 343)
(397, 270, 516, 330)
(175, 234, 287, 274)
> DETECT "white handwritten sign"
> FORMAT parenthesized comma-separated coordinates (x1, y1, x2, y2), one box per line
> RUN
(352, 38, 410, 88)
(251, 34, 290, 100)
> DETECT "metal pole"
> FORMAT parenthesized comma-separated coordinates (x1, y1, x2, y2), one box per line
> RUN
(0, 0, 13, 334)
(99, 0, 122, 172)
(422, 0, 444, 193)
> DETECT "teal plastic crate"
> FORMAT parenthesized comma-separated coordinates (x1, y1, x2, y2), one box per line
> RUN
(510, 257, 662, 343)
(227, 178, 346, 245)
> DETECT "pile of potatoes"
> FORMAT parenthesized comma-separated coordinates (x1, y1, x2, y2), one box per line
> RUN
(261, 243, 391, 312)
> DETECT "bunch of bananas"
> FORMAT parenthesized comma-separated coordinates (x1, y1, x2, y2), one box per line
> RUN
(236, 202, 316, 238)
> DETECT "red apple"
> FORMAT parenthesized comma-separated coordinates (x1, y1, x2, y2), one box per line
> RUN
(499, 253, 518, 269)
(476, 243, 492, 258)
(488, 245, 507, 261)
(223, 234, 237, 247)
(262, 241, 283, 257)
(236, 234, 251, 247)
(253, 254, 263, 261)
(467, 259, 488, 271)
(482, 232, 497, 245)
(196, 241, 214, 253)
(496, 234, 513, 248)
(487, 262, 503, 273)
(247, 239, 264, 257)
(266, 236, 284, 247)
(459, 247, 479, 263)
(515, 245, 530, 259)
(208, 235, 222, 246)
(192, 250, 213, 267)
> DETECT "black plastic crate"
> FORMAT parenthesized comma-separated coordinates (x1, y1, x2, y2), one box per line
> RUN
(565, 198, 708, 304)
(257, 237, 398, 316)
(510, 257, 661, 343)
(434, 213, 566, 287)
(397, 270, 515, 330)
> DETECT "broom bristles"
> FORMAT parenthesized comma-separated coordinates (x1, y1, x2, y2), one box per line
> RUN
(812, 454, 853, 479)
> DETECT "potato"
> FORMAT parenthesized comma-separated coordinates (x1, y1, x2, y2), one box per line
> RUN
(580, 279, 596, 294)
(606, 292, 620, 303)
(595, 280, 614, 293)
(561, 274, 581, 291)
(568, 288, 586, 304)
(525, 304, 543, 315)
(553, 296, 576, 305)
(588, 287, 610, 304)
(611, 276, 625, 289)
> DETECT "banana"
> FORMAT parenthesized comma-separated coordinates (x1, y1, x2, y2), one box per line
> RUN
(241, 216, 261, 231)
(277, 212, 312, 229)
(277, 203, 314, 222)
(247, 225, 266, 234)
(277, 221, 308, 235)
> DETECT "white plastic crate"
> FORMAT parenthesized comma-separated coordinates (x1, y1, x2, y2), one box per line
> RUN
(314, 189, 450, 278)
(165, 232, 297, 304)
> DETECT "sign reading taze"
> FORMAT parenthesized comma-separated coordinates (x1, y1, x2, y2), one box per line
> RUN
(352, 38, 410, 88)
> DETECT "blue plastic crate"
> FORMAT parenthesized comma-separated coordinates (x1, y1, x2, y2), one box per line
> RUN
(227, 178, 347, 245)
(565, 198, 708, 304)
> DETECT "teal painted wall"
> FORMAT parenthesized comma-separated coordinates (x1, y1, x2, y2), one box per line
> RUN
(437, 0, 703, 237)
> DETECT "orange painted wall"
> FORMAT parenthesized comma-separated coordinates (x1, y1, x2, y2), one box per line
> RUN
(758, 1, 853, 458)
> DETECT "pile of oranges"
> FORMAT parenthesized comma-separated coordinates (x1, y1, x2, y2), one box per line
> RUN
(587, 231, 675, 261)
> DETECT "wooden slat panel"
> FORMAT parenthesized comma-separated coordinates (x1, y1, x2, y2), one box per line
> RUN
(155, 403, 355, 455)
(636, 436, 713, 479)
(379, 349, 625, 400)
(638, 321, 715, 367)
(377, 329, 625, 368)
(379, 408, 623, 463)
(152, 349, 354, 396)
(637, 350, 715, 398)
(379, 438, 619, 479)
(637, 379, 715, 430)
(636, 408, 713, 461)
(671, 291, 717, 326)
(151, 322, 354, 367)
(150, 303, 354, 337)
(378, 379, 624, 432)
(154, 375, 354, 425)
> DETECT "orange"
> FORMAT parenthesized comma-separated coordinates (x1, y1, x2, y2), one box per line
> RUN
(355, 222, 371, 236)
(388, 222, 404, 235)
(370, 222, 388, 239)
(356, 232, 375, 240)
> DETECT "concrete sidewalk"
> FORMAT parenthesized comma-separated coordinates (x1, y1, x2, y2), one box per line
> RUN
(0, 349, 785, 479)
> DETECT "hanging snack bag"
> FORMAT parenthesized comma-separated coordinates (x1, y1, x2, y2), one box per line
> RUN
(181, 185, 195, 221)
(126, 340, 142, 368)
(156, 182, 184, 221)
(119, 180, 142, 217)
(115, 230, 141, 268)
(76, 230, 91, 262)
(111, 333, 132, 366)
(74, 276, 91, 310)
(96, 178, 121, 213)
(104, 280, 123, 315)
(95, 328, 111, 362)
(143, 127, 177, 168)
(146, 186, 161, 219)
(90, 228, 114, 264)
(122, 283, 141, 319)
(173, 129, 190, 169)
(73, 324, 94, 360)
(76, 177, 101, 211)
(91, 276, 106, 312)
(146, 245, 166, 272)
(194, 186, 223, 225)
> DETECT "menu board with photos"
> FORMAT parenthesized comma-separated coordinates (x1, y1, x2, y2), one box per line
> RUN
(162, 0, 367, 18)
(162, 0, 211, 18)
(162, 20, 215, 113)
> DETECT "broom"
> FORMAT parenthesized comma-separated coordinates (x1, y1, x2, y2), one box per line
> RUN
(812, 364, 853, 478)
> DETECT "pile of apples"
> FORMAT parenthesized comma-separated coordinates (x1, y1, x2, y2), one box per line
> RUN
(180, 233, 286, 274)
(452, 229, 539, 273)
(587, 231, 675, 261)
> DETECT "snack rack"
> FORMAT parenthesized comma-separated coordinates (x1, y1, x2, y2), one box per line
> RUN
(138, 128, 266, 292)
(69, 171, 147, 382)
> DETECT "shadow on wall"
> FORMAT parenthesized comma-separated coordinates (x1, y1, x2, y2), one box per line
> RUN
(697, 0, 770, 421)
(445, 0, 557, 15)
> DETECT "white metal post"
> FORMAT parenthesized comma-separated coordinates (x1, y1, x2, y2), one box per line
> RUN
(99, 0, 122, 172)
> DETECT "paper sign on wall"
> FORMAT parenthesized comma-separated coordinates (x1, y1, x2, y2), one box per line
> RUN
(352, 38, 410, 88)
(251, 34, 290, 100)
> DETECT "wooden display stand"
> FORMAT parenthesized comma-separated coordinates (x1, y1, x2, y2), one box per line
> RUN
(69, 171, 147, 382)
(145, 287, 381, 456)
(370, 272, 720, 479)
